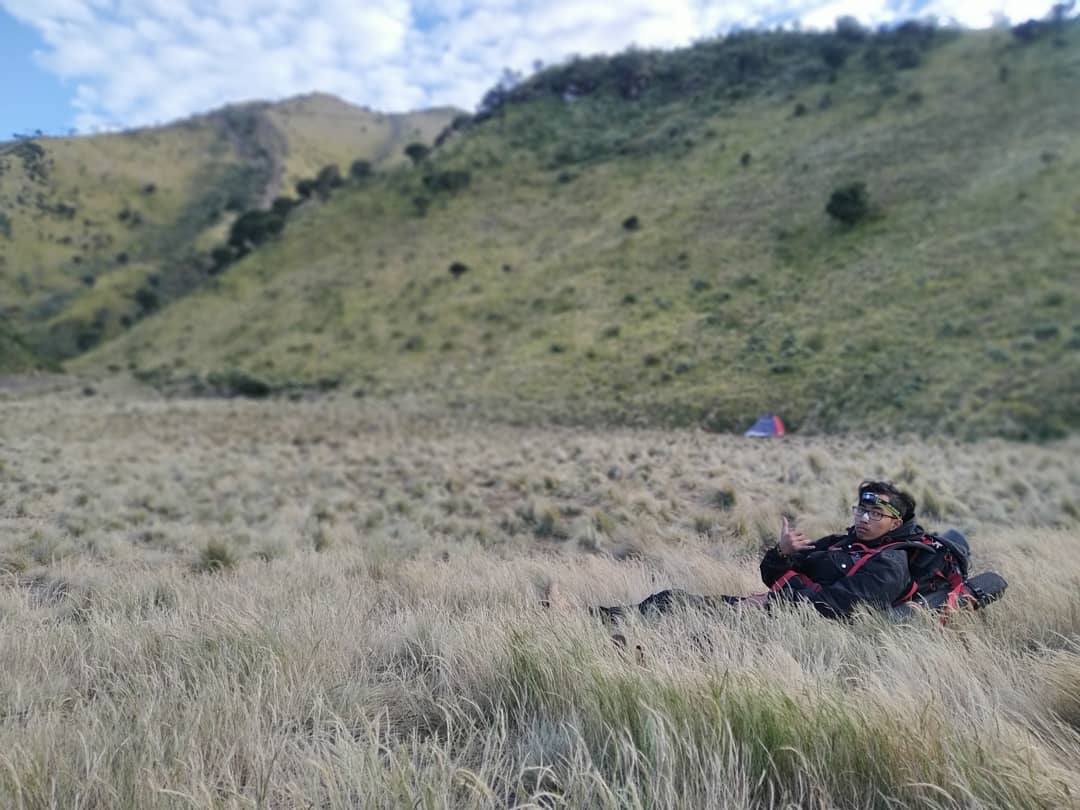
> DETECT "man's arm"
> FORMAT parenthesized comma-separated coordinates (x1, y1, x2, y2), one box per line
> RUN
(761, 517, 822, 586)
(769, 548, 911, 619)
(760, 528, 842, 587)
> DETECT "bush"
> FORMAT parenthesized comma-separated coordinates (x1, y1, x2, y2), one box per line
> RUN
(422, 169, 471, 193)
(712, 488, 737, 510)
(209, 244, 235, 272)
(349, 159, 372, 181)
(1012, 19, 1049, 43)
(821, 41, 851, 69)
(207, 370, 273, 398)
(835, 16, 868, 42)
(404, 143, 430, 165)
(195, 540, 236, 573)
(826, 182, 871, 225)
(889, 46, 921, 70)
(228, 209, 286, 250)
(270, 196, 297, 216)
(314, 164, 343, 199)
(133, 286, 159, 313)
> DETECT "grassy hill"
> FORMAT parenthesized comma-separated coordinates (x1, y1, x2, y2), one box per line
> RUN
(0, 322, 50, 373)
(73, 20, 1080, 438)
(0, 95, 457, 363)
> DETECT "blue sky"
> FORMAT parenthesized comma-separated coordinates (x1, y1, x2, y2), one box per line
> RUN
(0, 0, 1061, 138)
(1, 12, 76, 137)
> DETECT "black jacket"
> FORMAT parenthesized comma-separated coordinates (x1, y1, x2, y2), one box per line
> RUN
(760, 519, 923, 618)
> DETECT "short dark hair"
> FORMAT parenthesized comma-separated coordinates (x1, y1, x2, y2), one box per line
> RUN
(859, 480, 916, 521)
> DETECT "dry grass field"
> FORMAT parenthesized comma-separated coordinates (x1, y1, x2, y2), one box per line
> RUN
(1, 393, 1079, 809)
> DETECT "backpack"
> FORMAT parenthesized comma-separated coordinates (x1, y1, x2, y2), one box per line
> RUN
(850, 529, 1006, 617)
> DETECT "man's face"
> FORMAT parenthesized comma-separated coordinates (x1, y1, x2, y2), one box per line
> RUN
(852, 492, 903, 541)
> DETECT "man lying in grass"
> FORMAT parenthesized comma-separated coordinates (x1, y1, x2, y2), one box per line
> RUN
(593, 480, 975, 621)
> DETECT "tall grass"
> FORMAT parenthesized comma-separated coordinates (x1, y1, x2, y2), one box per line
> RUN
(0, 396, 1078, 808)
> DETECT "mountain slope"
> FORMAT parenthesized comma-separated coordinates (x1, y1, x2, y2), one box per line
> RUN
(0, 95, 457, 362)
(79, 21, 1080, 438)
(0, 322, 49, 373)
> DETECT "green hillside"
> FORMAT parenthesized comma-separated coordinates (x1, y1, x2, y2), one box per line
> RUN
(77, 20, 1080, 439)
(0, 95, 457, 363)
(0, 322, 49, 373)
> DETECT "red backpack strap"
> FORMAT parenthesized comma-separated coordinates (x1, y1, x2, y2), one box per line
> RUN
(942, 571, 968, 613)
(770, 570, 821, 592)
(844, 541, 905, 577)
(894, 580, 919, 605)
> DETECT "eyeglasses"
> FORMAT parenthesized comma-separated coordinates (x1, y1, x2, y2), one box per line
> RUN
(851, 505, 894, 522)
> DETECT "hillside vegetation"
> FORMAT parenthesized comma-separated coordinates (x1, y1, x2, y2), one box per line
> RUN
(0, 95, 456, 363)
(0, 322, 49, 373)
(74, 19, 1080, 439)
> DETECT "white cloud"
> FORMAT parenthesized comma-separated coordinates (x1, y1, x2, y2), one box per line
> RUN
(0, 0, 1061, 132)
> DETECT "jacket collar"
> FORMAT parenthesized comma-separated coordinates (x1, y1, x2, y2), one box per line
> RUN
(846, 518, 924, 546)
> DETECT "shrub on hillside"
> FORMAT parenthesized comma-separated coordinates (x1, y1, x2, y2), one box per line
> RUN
(271, 196, 297, 216)
(295, 178, 317, 199)
(434, 114, 474, 146)
(820, 40, 851, 69)
(826, 182, 871, 225)
(133, 286, 159, 313)
(1011, 19, 1050, 43)
(476, 68, 526, 119)
(349, 159, 372, 181)
(404, 143, 431, 165)
(610, 48, 654, 99)
(207, 370, 273, 398)
(228, 209, 286, 250)
(422, 169, 471, 193)
(315, 165, 343, 199)
(889, 46, 922, 70)
(835, 16, 868, 43)
(209, 244, 235, 273)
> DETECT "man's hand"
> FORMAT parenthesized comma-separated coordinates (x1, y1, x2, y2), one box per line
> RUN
(779, 516, 813, 557)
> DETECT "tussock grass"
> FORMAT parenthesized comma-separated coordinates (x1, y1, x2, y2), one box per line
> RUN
(0, 396, 1078, 807)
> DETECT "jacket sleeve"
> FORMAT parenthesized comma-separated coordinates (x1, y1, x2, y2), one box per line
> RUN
(769, 547, 911, 619)
(760, 534, 840, 587)
(760, 546, 791, 587)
